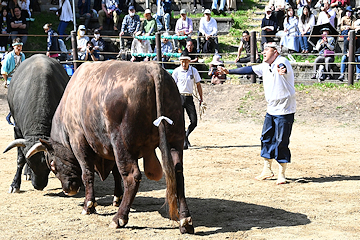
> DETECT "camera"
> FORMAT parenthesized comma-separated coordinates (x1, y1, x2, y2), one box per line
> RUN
(88, 46, 93, 51)
(211, 67, 217, 76)
(337, 1, 342, 7)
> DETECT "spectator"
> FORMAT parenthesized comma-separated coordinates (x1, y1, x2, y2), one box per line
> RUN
(153, 32, 173, 67)
(1, 37, 25, 86)
(130, 37, 152, 62)
(122, 0, 135, 11)
(330, 0, 350, 27)
(296, 0, 311, 17)
(316, 1, 336, 27)
(18, 0, 30, 19)
(235, 30, 260, 66)
(10, 7, 27, 44)
(183, 39, 198, 63)
(139, 9, 157, 46)
(353, 8, 360, 32)
(77, 0, 92, 30)
(84, 41, 99, 61)
(279, 6, 300, 53)
(154, 0, 171, 31)
(338, 31, 360, 81)
(311, 27, 336, 80)
(57, 0, 73, 39)
(298, 5, 315, 53)
(269, 0, 285, 30)
(172, 51, 203, 150)
(0, 8, 11, 51)
(119, 5, 140, 51)
(77, 25, 90, 60)
(8, 0, 18, 18)
(192, 0, 205, 13)
(208, 54, 226, 84)
(174, 9, 193, 52)
(43, 23, 60, 58)
(91, 29, 105, 60)
(98, 0, 120, 31)
(261, 6, 278, 51)
(197, 9, 218, 53)
(339, 6, 355, 37)
(211, 0, 225, 15)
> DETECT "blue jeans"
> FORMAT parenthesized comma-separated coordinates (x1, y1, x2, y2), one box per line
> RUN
(154, 13, 170, 31)
(57, 21, 70, 39)
(340, 55, 360, 74)
(212, 0, 226, 10)
(299, 32, 310, 51)
(260, 113, 294, 163)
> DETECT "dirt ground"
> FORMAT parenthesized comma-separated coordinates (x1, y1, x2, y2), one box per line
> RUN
(1, 82, 360, 240)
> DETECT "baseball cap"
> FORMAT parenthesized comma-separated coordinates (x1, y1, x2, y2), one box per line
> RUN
(180, 9, 187, 15)
(204, 9, 211, 14)
(144, 9, 151, 14)
(129, 5, 135, 11)
(79, 25, 86, 30)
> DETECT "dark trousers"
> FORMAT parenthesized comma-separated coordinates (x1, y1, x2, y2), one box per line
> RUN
(181, 95, 197, 137)
(197, 32, 218, 53)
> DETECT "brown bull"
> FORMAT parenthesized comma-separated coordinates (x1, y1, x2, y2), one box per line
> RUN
(27, 60, 194, 234)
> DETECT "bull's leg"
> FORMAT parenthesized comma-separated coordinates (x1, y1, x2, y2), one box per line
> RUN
(23, 163, 32, 181)
(9, 147, 26, 193)
(112, 165, 123, 207)
(110, 151, 141, 228)
(171, 144, 194, 234)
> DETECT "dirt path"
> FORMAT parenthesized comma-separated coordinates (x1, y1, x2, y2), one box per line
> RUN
(0, 83, 360, 239)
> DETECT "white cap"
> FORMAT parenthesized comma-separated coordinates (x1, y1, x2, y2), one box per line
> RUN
(79, 25, 86, 30)
(204, 9, 211, 14)
(144, 9, 151, 14)
(265, 5, 272, 12)
(264, 42, 281, 53)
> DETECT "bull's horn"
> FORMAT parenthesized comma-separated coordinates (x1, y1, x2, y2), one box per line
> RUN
(3, 139, 27, 153)
(25, 142, 47, 159)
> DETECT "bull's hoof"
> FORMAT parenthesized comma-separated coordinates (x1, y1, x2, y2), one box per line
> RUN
(179, 217, 194, 234)
(112, 195, 123, 207)
(8, 186, 20, 193)
(25, 174, 31, 181)
(109, 218, 128, 228)
(81, 201, 97, 215)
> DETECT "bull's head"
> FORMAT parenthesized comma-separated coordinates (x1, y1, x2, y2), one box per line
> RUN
(25, 139, 82, 196)
(4, 139, 50, 190)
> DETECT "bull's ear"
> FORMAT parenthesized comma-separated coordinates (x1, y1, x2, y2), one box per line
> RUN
(39, 138, 53, 151)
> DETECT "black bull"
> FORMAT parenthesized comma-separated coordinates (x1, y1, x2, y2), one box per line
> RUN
(4, 54, 69, 192)
(27, 61, 194, 234)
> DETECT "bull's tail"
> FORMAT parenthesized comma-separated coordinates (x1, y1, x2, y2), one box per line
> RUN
(152, 64, 178, 221)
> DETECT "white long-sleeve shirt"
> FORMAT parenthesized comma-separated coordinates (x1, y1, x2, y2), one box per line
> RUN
(199, 17, 217, 36)
(59, 0, 74, 22)
(298, 14, 315, 34)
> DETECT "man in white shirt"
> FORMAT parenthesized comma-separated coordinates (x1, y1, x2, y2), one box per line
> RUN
(172, 51, 203, 149)
(316, 2, 336, 27)
(218, 42, 296, 185)
(197, 9, 218, 53)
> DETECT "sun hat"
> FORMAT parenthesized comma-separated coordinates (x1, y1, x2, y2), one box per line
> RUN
(210, 54, 223, 65)
(179, 51, 191, 61)
(204, 9, 211, 14)
(180, 9, 187, 15)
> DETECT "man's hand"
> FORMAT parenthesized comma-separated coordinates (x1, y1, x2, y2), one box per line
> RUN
(217, 66, 229, 75)
(119, 31, 124, 36)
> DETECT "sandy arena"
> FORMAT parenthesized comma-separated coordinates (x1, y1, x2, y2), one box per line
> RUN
(0, 83, 360, 239)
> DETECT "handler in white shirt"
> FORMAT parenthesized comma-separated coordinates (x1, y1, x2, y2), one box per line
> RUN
(218, 42, 296, 185)
(197, 9, 218, 53)
(172, 52, 203, 149)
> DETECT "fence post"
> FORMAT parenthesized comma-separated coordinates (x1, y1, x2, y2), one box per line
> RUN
(250, 31, 257, 83)
(348, 30, 355, 85)
(71, 30, 78, 71)
(155, 32, 162, 64)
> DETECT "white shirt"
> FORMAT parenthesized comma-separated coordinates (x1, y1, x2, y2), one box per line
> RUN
(199, 17, 217, 36)
(298, 14, 315, 34)
(316, 9, 336, 27)
(59, 0, 74, 22)
(252, 56, 296, 115)
(172, 65, 201, 94)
